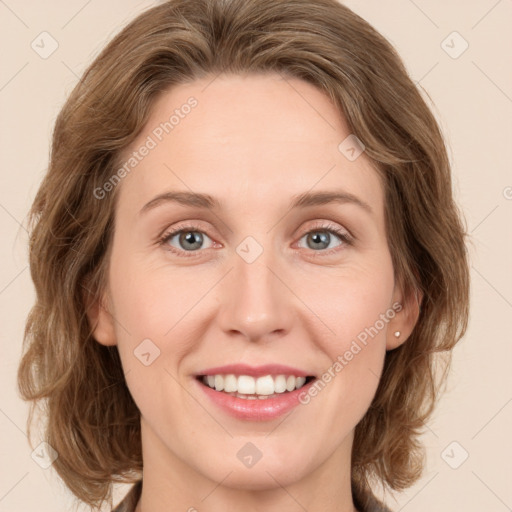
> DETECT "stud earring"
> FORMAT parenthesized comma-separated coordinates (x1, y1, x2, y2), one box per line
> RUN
(394, 331, 401, 338)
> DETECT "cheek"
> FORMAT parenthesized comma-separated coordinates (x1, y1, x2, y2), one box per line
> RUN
(107, 264, 192, 420)
(306, 258, 395, 352)
(301, 260, 394, 409)
(110, 256, 205, 338)
(106, 258, 213, 403)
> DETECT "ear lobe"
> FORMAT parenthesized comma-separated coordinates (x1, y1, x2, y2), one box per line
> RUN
(84, 285, 117, 347)
(386, 287, 423, 351)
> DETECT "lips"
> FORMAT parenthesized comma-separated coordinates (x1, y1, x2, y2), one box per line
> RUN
(194, 363, 317, 421)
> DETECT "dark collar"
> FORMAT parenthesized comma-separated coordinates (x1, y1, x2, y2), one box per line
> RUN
(112, 480, 142, 512)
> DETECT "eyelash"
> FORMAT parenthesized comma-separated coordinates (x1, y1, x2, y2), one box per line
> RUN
(157, 222, 353, 258)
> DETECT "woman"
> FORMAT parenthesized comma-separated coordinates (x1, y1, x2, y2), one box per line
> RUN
(17, 0, 470, 511)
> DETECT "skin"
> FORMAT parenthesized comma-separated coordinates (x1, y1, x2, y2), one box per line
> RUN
(88, 73, 420, 512)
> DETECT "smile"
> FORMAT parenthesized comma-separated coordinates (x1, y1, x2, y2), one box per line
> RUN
(194, 364, 318, 421)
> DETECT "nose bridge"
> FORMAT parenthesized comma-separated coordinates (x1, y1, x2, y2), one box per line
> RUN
(218, 239, 294, 341)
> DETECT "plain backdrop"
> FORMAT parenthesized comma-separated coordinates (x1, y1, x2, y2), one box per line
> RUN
(0, 1, 511, 510)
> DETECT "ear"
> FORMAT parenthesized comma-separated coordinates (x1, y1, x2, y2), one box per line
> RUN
(83, 282, 117, 347)
(386, 284, 423, 351)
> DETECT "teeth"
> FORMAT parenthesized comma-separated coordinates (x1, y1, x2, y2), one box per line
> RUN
(286, 375, 296, 392)
(238, 375, 256, 394)
(223, 374, 237, 392)
(201, 374, 309, 396)
(214, 375, 224, 391)
(274, 375, 287, 393)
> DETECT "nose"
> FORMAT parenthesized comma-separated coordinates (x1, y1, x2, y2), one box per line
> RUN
(216, 248, 296, 344)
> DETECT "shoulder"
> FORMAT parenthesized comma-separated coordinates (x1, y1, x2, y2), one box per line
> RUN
(112, 480, 142, 512)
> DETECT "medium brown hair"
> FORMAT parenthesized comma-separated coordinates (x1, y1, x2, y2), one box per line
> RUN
(17, 0, 470, 509)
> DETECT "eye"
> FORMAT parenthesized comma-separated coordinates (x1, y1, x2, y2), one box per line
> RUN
(301, 224, 352, 255)
(158, 223, 214, 257)
(297, 223, 352, 254)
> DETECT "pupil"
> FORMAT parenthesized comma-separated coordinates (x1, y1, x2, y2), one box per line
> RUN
(310, 231, 329, 250)
(181, 231, 202, 250)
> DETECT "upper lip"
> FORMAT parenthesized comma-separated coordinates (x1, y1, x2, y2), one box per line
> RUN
(196, 363, 315, 378)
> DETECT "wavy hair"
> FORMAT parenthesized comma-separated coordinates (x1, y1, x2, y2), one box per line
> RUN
(17, 0, 470, 509)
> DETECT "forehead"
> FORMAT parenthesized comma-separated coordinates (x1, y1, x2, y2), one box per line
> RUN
(115, 73, 384, 217)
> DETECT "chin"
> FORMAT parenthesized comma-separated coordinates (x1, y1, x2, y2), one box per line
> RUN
(219, 465, 306, 492)
(199, 449, 311, 491)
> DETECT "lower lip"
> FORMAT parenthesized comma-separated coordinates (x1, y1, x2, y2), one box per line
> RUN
(195, 377, 317, 421)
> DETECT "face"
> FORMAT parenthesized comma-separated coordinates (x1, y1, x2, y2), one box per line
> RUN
(90, 73, 414, 491)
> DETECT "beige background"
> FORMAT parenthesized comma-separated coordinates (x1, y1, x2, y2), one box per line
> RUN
(1, 0, 511, 510)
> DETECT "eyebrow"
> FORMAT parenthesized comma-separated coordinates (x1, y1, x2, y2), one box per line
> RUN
(139, 189, 373, 216)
